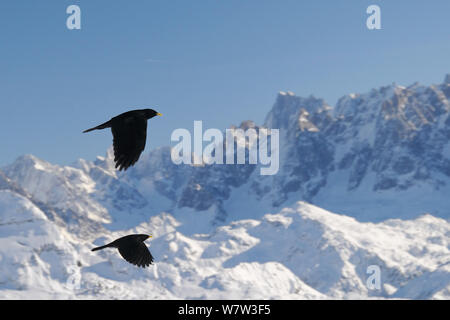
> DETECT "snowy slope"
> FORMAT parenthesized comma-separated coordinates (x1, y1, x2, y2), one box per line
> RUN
(0, 190, 81, 298)
(1, 197, 448, 299)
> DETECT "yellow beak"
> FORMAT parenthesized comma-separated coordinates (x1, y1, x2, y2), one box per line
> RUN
(156, 113, 162, 116)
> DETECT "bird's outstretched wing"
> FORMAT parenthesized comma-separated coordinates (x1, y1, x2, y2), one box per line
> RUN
(118, 242, 154, 268)
(111, 115, 147, 171)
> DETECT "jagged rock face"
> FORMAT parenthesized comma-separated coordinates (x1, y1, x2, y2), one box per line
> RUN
(2, 155, 111, 236)
(0, 170, 25, 195)
(330, 82, 450, 193)
(240, 76, 449, 215)
(260, 79, 450, 199)
(177, 122, 260, 221)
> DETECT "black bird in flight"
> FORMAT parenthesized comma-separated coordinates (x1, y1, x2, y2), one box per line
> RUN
(91, 234, 154, 268)
(83, 109, 162, 171)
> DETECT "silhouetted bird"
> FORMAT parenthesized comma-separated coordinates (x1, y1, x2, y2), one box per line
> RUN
(91, 234, 154, 268)
(83, 109, 162, 171)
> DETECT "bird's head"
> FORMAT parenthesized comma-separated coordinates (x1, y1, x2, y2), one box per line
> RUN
(143, 234, 153, 241)
(144, 109, 162, 119)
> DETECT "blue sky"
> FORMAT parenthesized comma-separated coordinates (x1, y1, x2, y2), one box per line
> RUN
(0, 0, 449, 166)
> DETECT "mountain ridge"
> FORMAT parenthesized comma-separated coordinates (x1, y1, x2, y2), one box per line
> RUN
(1, 75, 449, 299)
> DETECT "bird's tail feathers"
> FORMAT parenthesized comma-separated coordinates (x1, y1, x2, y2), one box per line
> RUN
(91, 244, 111, 252)
(83, 120, 112, 133)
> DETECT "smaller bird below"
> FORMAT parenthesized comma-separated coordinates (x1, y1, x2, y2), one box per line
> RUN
(91, 234, 154, 268)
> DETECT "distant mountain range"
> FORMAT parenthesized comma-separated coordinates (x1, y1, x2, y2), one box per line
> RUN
(0, 75, 449, 299)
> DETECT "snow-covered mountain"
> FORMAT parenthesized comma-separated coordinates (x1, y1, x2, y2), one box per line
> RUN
(1, 75, 450, 299)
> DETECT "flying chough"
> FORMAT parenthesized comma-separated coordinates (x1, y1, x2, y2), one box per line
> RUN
(83, 109, 162, 171)
(91, 234, 154, 268)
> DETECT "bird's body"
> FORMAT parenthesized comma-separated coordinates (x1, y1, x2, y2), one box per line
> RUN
(83, 109, 162, 171)
(91, 234, 154, 268)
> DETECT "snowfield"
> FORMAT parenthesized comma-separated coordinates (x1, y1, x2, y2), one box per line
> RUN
(0, 190, 448, 299)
